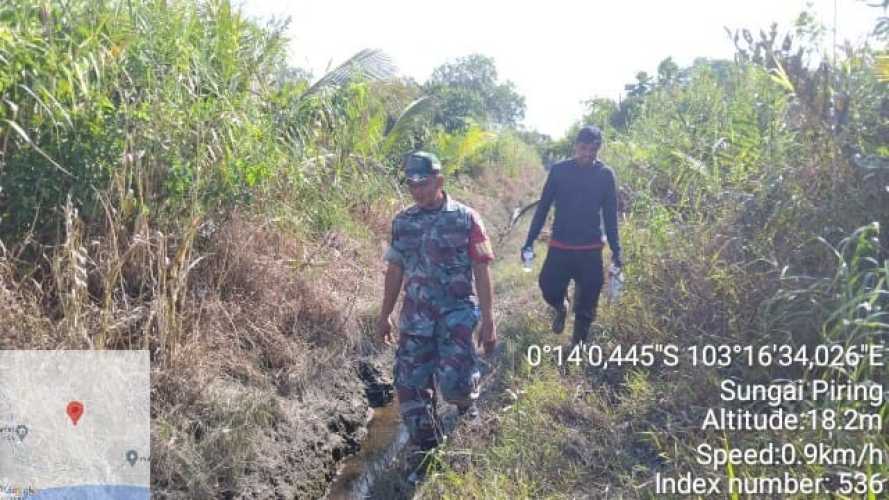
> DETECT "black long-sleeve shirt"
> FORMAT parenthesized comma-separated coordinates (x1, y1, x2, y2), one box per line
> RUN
(524, 159, 621, 263)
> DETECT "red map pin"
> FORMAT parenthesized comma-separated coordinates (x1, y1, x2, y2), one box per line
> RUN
(66, 401, 84, 426)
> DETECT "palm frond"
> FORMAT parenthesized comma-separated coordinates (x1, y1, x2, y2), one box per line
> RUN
(383, 96, 437, 152)
(304, 49, 395, 96)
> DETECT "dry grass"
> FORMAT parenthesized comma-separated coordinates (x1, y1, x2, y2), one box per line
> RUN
(0, 188, 390, 497)
(0, 241, 53, 348)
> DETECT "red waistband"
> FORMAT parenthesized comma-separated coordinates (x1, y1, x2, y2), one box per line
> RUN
(549, 239, 604, 250)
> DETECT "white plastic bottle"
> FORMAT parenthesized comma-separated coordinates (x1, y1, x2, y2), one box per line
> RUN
(607, 264, 624, 302)
(521, 248, 535, 272)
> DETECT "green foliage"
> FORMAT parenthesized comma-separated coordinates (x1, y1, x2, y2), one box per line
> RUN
(0, 0, 293, 239)
(381, 95, 437, 162)
(656, 56, 680, 87)
(419, 10, 887, 500)
(513, 129, 557, 164)
(818, 223, 887, 348)
(624, 70, 654, 98)
(501, 16, 888, 495)
(0, 0, 535, 246)
(468, 131, 542, 178)
(0, 0, 414, 242)
(424, 54, 526, 132)
(430, 122, 495, 175)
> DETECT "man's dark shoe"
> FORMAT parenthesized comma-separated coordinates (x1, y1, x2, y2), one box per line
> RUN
(551, 299, 569, 334)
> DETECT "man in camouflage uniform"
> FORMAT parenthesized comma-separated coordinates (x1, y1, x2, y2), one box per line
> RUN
(376, 151, 496, 452)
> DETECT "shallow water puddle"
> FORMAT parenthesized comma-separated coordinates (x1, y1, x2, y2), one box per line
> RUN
(324, 402, 409, 499)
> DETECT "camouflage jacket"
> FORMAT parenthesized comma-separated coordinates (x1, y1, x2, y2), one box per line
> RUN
(385, 193, 494, 336)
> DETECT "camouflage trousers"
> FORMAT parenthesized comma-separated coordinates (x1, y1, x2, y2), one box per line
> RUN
(394, 306, 481, 449)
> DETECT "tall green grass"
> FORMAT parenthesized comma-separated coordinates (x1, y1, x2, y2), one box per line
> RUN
(423, 13, 888, 498)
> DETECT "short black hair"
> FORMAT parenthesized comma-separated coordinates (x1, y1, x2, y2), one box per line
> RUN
(576, 125, 602, 145)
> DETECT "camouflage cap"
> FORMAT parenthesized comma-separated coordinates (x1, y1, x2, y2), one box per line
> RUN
(404, 151, 442, 182)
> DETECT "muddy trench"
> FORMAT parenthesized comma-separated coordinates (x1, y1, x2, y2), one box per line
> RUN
(224, 355, 395, 500)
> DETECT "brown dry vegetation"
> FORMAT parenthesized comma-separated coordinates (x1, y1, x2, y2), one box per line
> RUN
(0, 157, 539, 498)
(0, 192, 401, 497)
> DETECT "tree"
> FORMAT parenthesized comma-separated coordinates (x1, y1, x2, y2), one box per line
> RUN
(515, 129, 558, 164)
(423, 54, 526, 131)
(624, 71, 654, 97)
(581, 98, 619, 130)
(657, 57, 680, 87)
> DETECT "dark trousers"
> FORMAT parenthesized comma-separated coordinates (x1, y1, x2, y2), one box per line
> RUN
(538, 247, 604, 343)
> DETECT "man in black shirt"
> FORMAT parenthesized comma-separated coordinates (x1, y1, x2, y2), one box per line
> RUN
(522, 125, 622, 344)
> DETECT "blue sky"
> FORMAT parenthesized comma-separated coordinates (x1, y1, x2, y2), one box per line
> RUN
(240, 0, 881, 138)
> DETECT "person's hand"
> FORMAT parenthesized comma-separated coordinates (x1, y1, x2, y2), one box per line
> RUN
(376, 314, 395, 345)
(478, 315, 497, 356)
(612, 254, 623, 269)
